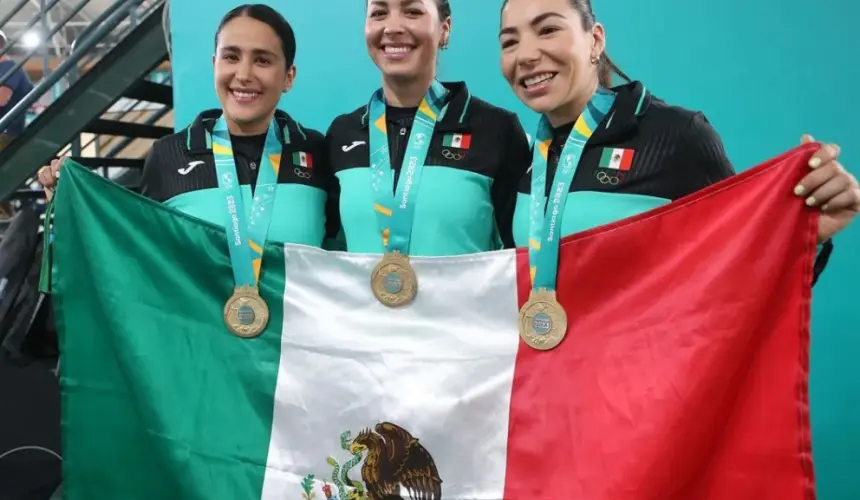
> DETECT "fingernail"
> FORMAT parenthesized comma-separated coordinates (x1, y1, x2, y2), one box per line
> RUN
(822, 203, 830, 211)
(794, 185, 805, 195)
(809, 157, 822, 168)
(806, 196, 816, 206)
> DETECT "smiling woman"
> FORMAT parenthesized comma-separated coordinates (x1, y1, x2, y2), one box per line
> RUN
(497, 0, 857, 297)
(324, 0, 533, 259)
(38, 3, 341, 251)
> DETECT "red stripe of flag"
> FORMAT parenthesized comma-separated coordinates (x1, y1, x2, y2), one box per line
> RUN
(506, 144, 818, 499)
(619, 148, 634, 171)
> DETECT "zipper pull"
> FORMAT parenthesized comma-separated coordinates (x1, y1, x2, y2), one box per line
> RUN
(250, 161, 257, 170)
(399, 127, 407, 136)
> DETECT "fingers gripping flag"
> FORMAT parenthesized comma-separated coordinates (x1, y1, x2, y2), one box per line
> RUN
(48, 145, 819, 500)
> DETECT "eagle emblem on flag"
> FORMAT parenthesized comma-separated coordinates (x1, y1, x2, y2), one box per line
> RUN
(302, 422, 442, 500)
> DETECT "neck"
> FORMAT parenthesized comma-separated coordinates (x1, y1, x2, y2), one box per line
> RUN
(381, 72, 435, 108)
(545, 79, 600, 128)
(225, 111, 274, 136)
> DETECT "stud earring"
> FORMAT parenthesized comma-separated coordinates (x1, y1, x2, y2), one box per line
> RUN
(591, 55, 599, 64)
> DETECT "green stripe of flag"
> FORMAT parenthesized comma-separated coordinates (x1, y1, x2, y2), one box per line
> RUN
(51, 162, 286, 500)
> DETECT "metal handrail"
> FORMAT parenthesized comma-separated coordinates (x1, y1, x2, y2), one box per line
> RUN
(0, 0, 142, 133)
(71, 0, 163, 79)
(105, 104, 171, 158)
(65, 76, 172, 156)
(0, 0, 64, 61)
(0, 0, 31, 29)
(0, 0, 92, 89)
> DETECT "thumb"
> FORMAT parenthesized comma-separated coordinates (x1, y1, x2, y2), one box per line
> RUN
(801, 134, 815, 145)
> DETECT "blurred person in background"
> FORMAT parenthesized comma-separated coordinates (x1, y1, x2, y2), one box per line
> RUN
(0, 30, 34, 149)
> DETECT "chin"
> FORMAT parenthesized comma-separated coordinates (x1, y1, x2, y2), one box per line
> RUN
(518, 93, 559, 115)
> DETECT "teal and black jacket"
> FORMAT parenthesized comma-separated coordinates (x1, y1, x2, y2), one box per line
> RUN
(512, 80, 832, 283)
(139, 109, 339, 247)
(325, 81, 532, 256)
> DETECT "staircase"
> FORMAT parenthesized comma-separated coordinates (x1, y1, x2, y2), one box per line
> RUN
(0, 0, 172, 203)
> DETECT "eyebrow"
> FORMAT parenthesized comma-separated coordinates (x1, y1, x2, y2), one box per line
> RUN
(499, 12, 565, 37)
(369, 0, 421, 7)
(220, 45, 279, 58)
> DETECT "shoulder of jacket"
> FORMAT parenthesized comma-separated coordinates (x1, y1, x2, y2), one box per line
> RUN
(641, 96, 706, 128)
(465, 95, 519, 121)
(327, 105, 368, 135)
(149, 128, 190, 156)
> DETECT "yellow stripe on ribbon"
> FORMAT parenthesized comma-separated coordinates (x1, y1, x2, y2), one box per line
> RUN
(382, 228, 390, 247)
(418, 99, 437, 121)
(253, 258, 262, 281)
(212, 142, 233, 155)
(529, 266, 537, 284)
(538, 139, 552, 160)
(528, 238, 541, 250)
(374, 203, 392, 216)
(574, 118, 593, 139)
(374, 114, 387, 134)
(268, 153, 281, 175)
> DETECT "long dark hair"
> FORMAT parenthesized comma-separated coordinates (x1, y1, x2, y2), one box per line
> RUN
(215, 4, 297, 68)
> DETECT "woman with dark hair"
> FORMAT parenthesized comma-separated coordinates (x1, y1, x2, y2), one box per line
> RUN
(498, 0, 858, 301)
(326, 0, 532, 258)
(39, 4, 339, 249)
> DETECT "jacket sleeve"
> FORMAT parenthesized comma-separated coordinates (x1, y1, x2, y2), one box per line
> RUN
(138, 140, 166, 202)
(491, 113, 532, 249)
(321, 124, 345, 251)
(680, 111, 832, 285)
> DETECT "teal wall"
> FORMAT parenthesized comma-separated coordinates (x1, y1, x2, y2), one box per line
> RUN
(169, 0, 859, 496)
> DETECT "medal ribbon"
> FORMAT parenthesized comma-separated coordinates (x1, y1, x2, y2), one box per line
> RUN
(212, 115, 285, 289)
(528, 88, 616, 291)
(368, 80, 448, 254)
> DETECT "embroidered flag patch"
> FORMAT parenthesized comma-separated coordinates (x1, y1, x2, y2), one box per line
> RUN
(599, 147, 634, 171)
(292, 151, 313, 168)
(442, 133, 472, 149)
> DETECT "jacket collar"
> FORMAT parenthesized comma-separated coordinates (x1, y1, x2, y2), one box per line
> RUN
(587, 80, 651, 145)
(185, 109, 304, 154)
(359, 80, 473, 133)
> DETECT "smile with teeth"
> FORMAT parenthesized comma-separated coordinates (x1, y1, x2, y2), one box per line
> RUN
(231, 89, 260, 100)
(384, 45, 413, 54)
(522, 73, 557, 88)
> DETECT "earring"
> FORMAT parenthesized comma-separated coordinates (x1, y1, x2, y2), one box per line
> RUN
(591, 55, 599, 64)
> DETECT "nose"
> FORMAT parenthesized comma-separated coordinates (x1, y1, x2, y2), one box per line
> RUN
(382, 14, 405, 35)
(235, 58, 253, 82)
(515, 36, 541, 68)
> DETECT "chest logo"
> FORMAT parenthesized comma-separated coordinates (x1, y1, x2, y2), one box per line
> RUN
(442, 133, 471, 150)
(598, 147, 634, 171)
(178, 160, 204, 175)
(341, 141, 366, 152)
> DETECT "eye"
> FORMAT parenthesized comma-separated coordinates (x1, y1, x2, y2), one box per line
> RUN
(369, 9, 385, 18)
(255, 57, 271, 66)
(404, 8, 423, 16)
(222, 53, 239, 61)
(500, 38, 517, 49)
(538, 25, 560, 35)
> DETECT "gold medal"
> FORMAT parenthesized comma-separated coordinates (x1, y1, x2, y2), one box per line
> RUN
(518, 288, 568, 351)
(370, 251, 418, 307)
(223, 285, 269, 338)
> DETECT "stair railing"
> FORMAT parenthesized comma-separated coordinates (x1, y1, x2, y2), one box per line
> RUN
(0, 0, 145, 135)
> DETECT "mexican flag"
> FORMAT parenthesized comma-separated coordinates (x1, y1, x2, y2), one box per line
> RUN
(48, 145, 818, 500)
(442, 133, 471, 149)
(599, 147, 634, 171)
(292, 151, 313, 168)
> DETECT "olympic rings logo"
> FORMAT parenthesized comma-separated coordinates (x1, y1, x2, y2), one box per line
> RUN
(441, 148, 465, 161)
(293, 167, 312, 179)
(595, 170, 623, 185)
